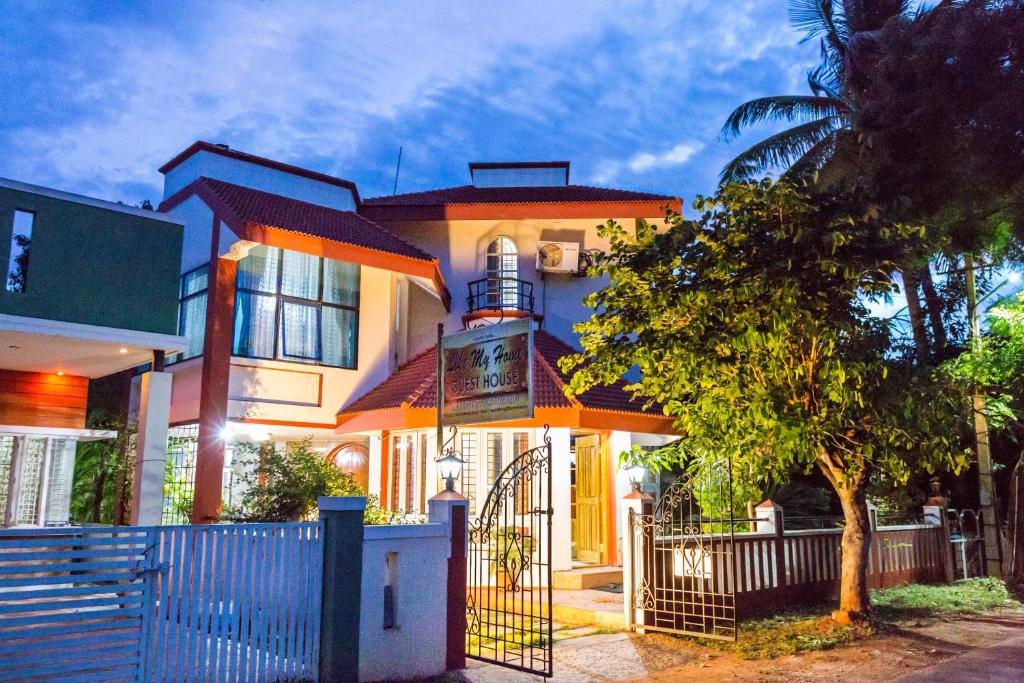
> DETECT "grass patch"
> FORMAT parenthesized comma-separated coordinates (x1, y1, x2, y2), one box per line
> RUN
(673, 578, 1021, 660)
(691, 612, 871, 660)
(872, 577, 1020, 623)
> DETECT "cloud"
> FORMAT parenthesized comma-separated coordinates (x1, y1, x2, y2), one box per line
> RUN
(591, 142, 704, 186)
(0, 0, 816, 203)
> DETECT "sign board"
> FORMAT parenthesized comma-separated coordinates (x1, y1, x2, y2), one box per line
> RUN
(673, 545, 713, 580)
(441, 319, 533, 425)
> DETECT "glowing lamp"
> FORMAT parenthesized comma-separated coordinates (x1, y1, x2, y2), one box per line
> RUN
(624, 462, 647, 492)
(437, 451, 465, 492)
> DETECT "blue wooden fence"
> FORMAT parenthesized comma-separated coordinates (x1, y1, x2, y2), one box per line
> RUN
(0, 522, 324, 683)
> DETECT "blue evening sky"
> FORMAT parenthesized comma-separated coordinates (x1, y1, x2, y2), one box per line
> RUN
(0, 1, 816, 205)
(2, 1, 1017, 323)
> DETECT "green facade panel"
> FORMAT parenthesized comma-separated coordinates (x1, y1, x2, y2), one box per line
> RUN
(0, 186, 183, 335)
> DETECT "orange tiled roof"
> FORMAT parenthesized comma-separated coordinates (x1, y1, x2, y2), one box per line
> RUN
(362, 184, 678, 207)
(342, 330, 656, 416)
(195, 178, 436, 262)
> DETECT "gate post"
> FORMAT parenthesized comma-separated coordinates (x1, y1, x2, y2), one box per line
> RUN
(924, 504, 955, 583)
(318, 496, 366, 682)
(621, 489, 653, 631)
(429, 490, 468, 672)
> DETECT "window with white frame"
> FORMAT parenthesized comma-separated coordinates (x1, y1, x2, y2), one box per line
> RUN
(233, 245, 360, 369)
(0, 436, 77, 527)
(485, 236, 519, 308)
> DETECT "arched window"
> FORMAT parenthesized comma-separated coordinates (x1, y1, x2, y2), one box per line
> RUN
(486, 236, 518, 308)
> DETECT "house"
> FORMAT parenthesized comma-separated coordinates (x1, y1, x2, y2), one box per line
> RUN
(0, 178, 185, 527)
(157, 142, 680, 571)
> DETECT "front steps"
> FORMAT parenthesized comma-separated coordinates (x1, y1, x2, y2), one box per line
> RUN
(552, 565, 622, 590)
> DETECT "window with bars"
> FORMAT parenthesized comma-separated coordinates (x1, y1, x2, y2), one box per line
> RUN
(233, 245, 360, 369)
(486, 432, 503, 485)
(0, 437, 78, 527)
(163, 425, 198, 524)
(485, 236, 519, 308)
(460, 432, 478, 515)
(512, 432, 531, 515)
(170, 264, 209, 364)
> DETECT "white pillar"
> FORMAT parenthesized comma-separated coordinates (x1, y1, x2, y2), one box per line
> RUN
(131, 371, 173, 526)
(547, 427, 573, 572)
(368, 433, 383, 497)
(755, 500, 784, 534)
(608, 431, 633, 564)
(620, 491, 653, 631)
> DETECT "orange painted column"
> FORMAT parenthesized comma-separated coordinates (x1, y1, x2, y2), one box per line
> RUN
(192, 218, 237, 524)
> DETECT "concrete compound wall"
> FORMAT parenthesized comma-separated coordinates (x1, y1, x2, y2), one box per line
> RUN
(359, 523, 451, 682)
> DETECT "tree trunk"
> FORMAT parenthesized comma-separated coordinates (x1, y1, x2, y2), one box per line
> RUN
(835, 483, 872, 621)
(917, 266, 948, 359)
(900, 268, 930, 364)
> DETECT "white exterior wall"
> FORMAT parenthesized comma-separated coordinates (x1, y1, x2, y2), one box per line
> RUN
(374, 216, 669, 355)
(162, 149, 358, 211)
(359, 524, 449, 682)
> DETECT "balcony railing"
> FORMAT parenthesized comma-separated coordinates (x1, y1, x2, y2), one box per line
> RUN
(467, 277, 535, 314)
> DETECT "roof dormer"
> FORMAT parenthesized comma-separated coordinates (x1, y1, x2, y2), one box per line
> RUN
(468, 161, 570, 188)
(159, 141, 360, 211)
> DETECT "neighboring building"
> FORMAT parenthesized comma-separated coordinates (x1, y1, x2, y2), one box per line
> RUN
(0, 178, 185, 527)
(157, 142, 681, 571)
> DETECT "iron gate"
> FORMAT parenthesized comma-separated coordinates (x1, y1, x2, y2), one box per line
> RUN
(628, 462, 737, 641)
(466, 431, 553, 677)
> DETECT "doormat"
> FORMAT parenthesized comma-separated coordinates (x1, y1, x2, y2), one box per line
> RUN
(593, 583, 623, 594)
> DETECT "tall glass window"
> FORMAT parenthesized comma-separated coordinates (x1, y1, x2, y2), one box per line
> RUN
(171, 264, 209, 363)
(6, 210, 34, 293)
(233, 245, 360, 369)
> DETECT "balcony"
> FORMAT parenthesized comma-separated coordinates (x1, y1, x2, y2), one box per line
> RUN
(465, 277, 537, 325)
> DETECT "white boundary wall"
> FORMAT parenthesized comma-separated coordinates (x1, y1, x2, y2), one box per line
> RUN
(359, 523, 450, 682)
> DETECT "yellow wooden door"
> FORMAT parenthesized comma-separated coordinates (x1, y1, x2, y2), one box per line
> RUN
(575, 435, 603, 564)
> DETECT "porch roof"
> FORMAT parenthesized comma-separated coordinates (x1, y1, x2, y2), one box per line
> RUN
(336, 330, 674, 434)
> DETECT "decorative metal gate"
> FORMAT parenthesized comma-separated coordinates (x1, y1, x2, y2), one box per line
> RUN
(466, 431, 553, 677)
(628, 462, 737, 641)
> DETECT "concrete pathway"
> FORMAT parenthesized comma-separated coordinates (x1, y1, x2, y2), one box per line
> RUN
(458, 632, 696, 682)
(894, 631, 1024, 683)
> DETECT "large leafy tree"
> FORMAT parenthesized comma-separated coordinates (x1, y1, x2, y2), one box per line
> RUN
(562, 181, 968, 619)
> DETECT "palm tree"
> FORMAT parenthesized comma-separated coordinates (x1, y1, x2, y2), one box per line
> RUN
(720, 0, 949, 362)
(720, 0, 919, 183)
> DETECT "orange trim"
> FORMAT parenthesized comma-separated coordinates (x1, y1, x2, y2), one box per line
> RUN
(245, 223, 450, 309)
(359, 199, 682, 222)
(461, 309, 540, 327)
(160, 180, 450, 310)
(380, 429, 391, 508)
(193, 218, 237, 524)
(578, 408, 675, 435)
(0, 370, 89, 429)
(601, 431, 617, 566)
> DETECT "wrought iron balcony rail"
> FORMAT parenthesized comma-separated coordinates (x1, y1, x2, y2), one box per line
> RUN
(467, 277, 535, 314)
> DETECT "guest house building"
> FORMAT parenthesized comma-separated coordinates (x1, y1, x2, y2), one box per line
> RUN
(157, 142, 680, 572)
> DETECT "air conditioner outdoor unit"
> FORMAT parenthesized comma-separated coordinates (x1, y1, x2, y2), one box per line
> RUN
(535, 241, 580, 274)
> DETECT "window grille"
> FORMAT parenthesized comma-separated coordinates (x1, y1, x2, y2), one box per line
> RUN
(163, 424, 198, 524)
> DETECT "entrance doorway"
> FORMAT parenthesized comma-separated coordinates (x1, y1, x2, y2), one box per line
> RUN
(573, 434, 604, 565)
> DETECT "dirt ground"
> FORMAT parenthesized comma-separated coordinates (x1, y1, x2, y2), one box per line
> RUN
(453, 607, 1024, 682)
